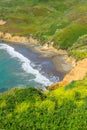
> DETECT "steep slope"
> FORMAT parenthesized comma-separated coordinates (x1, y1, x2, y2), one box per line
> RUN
(0, 76, 87, 130)
(50, 58, 87, 89)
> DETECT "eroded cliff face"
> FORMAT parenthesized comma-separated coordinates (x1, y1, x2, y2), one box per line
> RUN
(50, 58, 87, 90)
(0, 20, 31, 43)
(0, 32, 38, 44)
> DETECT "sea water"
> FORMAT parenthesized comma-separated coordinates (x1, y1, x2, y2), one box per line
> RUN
(0, 43, 61, 92)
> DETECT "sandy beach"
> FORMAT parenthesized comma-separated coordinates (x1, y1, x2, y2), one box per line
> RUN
(0, 37, 74, 75)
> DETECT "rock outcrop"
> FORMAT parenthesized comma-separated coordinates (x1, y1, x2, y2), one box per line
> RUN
(4, 33, 12, 39)
(0, 20, 6, 26)
(0, 31, 38, 44)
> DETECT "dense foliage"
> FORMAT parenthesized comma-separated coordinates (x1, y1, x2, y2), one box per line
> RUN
(0, 75, 87, 130)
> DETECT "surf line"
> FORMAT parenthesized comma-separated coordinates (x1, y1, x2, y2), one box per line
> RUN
(0, 43, 53, 87)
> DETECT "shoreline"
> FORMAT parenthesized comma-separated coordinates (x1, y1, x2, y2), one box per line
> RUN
(1, 32, 87, 91)
(0, 34, 75, 74)
(12, 44, 65, 81)
(0, 43, 61, 92)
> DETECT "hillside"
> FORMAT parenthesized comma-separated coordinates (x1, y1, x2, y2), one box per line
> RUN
(0, 0, 87, 59)
(0, 76, 87, 130)
(0, 0, 87, 130)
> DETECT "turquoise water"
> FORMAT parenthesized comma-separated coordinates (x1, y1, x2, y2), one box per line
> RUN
(0, 44, 61, 92)
(0, 47, 41, 92)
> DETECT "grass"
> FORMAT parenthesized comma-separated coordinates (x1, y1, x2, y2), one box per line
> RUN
(0, 0, 87, 59)
(69, 34, 87, 59)
(0, 75, 87, 130)
(0, 0, 87, 50)
(54, 23, 87, 49)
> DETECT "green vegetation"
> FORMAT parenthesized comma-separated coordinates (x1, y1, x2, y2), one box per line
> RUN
(69, 34, 87, 59)
(0, 76, 87, 130)
(0, 0, 87, 53)
(0, 0, 87, 129)
(54, 23, 87, 49)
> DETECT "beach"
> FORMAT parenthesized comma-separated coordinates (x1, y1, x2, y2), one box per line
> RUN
(0, 37, 74, 72)
(0, 35, 76, 91)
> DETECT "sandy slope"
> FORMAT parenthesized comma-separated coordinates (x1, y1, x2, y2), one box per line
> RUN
(50, 58, 87, 89)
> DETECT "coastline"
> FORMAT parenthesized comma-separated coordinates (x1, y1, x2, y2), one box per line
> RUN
(0, 32, 75, 75)
(0, 32, 87, 91)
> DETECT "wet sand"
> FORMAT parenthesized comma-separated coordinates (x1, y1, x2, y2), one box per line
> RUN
(0, 39, 73, 82)
(14, 43, 73, 73)
(12, 44, 65, 82)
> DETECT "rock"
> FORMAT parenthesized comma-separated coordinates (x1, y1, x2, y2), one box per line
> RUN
(0, 31, 38, 44)
(0, 32, 4, 38)
(0, 20, 6, 26)
(4, 33, 12, 40)
(41, 44, 49, 51)
(11, 36, 29, 43)
(28, 36, 38, 44)
(12, 36, 22, 42)
(20, 37, 29, 43)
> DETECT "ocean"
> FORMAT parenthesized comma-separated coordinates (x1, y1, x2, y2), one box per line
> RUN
(0, 43, 63, 92)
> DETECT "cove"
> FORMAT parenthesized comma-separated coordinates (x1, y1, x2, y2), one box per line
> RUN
(0, 43, 64, 92)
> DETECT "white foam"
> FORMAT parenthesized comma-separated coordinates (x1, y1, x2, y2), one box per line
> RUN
(0, 43, 53, 86)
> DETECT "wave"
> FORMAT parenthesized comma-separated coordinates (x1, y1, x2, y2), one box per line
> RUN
(0, 43, 53, 86)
